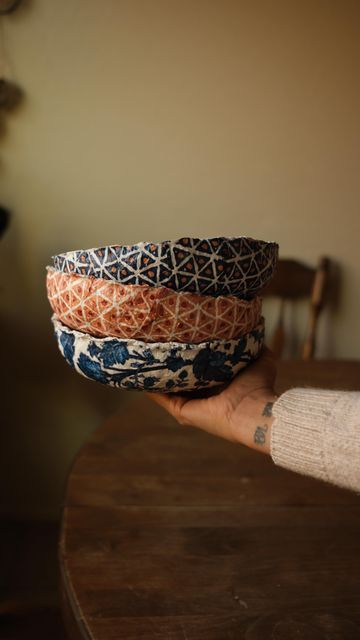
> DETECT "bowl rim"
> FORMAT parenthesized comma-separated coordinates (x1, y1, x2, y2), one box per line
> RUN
(46, 265, 263, 307)
(52, 314, 265, 351)
(52, 236, 279, 261)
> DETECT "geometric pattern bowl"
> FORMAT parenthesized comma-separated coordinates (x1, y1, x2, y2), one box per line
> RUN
(47, 268, 262, 343)
(52, 315, 265, 393)
(52, 236, 278, 299)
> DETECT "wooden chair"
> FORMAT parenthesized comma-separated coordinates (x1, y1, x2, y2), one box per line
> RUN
(262, 256, 331, 360)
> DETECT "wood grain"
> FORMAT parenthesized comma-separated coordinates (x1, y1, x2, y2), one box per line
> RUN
(60, 361, 360, 639)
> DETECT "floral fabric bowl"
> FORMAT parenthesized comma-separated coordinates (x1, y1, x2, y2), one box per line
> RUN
(52, 236, 278, 299)
(47, 267, 262, 343)
(52, 315, 265, 393)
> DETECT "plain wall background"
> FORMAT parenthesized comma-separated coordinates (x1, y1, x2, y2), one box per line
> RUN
(0, 0, 359, 517)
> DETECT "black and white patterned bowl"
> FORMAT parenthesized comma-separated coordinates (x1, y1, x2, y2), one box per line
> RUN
(52, 237, 278, 298)
(53, 315, 265, 393)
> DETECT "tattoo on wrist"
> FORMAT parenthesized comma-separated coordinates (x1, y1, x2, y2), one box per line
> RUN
(254, 424, 268, 445)
(262, 401, 274, 417)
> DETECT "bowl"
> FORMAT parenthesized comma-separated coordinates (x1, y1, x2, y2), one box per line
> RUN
(47, 267, 262, 343)
(52, 236, 278, 298)
(52, 315, 265, 393)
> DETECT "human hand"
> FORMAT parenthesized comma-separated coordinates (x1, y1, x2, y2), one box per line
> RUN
(147, 348, 278, 454)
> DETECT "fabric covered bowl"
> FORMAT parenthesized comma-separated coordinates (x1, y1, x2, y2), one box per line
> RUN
(52, 315, 265, 393)
(52, 236, 278, 298)
(47, 267, 262, 343)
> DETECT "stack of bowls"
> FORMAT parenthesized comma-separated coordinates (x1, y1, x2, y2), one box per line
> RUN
(47, 236, 278, 393)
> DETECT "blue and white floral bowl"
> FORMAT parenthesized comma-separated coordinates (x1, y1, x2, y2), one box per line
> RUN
(53, 315, 265, 393)
(52, 236, 278, 299)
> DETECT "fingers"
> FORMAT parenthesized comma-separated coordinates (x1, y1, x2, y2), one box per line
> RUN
(146, 392, 172, 410)
(262, 345, 277, 360)
(146, 391, 219, 433)
(220, 347, 277, 408)
(145, 392, 189, 422)
(257, 347, 277, 374)
(246, 345, 278, 378)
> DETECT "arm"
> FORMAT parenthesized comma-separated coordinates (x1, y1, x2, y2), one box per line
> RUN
(148, 350, 360, 492)
(272, 387, 360, 492)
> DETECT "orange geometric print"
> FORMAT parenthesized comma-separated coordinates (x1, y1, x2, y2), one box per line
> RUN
(46, 268, 262, 343)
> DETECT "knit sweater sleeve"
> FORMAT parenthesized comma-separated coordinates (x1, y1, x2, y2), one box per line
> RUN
(270, 388, 360, 492)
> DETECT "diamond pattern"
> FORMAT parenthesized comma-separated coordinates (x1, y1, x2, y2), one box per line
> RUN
(52, 236, 278, 298)
(47, 268, 262, 343)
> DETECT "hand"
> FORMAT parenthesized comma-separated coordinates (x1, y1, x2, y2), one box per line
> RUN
(147, 348, 278, 454)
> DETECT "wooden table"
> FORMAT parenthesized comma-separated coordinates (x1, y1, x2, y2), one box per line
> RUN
(60, 361, 360, 640)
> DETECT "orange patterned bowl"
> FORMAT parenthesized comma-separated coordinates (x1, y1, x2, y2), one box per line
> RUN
(46, 267, 262, 343)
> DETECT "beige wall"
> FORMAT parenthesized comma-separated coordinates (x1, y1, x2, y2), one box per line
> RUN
(2, 0, 360, 353)
(1, 0, 359, 516)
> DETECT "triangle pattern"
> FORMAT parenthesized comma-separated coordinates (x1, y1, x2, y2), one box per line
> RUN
(52, 237, 278, 298)
(46, 268, 262, 343)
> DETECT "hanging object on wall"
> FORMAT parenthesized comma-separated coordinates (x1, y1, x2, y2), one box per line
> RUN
(0, 0, 24, 109)
(0, 0, 22, 14)
(0, 0, 23, 241)
(0, 206, 9, 238)
(0, 78, 22, 110)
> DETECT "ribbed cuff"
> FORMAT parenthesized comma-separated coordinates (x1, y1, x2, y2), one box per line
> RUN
(270, 388, 344, 484)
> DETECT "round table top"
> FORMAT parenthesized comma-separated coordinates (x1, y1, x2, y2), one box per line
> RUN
(60, 360, 360, 640)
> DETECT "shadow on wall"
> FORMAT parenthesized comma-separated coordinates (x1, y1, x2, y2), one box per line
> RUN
(0, 219, 127, 518)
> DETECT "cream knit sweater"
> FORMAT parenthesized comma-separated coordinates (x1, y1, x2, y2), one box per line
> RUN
(271, 388, 360, 492)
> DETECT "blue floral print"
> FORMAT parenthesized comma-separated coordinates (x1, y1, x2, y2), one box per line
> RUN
(53, 317, 264, 394)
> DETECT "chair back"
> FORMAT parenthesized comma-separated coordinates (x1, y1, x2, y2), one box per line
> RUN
(262, 257, 330, 359)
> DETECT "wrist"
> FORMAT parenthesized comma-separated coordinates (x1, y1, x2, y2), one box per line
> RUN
(230, 389, 277, 454)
